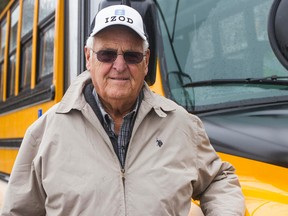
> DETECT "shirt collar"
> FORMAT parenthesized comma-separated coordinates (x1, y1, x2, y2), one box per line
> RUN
(92, 88, 143, 128)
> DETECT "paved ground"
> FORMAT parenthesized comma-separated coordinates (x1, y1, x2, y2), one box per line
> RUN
(0, 180, 7, 213)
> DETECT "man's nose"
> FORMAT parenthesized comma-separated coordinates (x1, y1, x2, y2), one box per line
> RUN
(113, 54, 128, 72)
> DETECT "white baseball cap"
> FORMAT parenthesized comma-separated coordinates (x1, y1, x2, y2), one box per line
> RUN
(90, 5, 147, 41)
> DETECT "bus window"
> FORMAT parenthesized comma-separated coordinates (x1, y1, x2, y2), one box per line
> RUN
(0, 64, 3, 102)
(20, 41, 32, 90)
(9, 5, 19, 54)
(0, 20, 6, 101)
(38, 24, 55, 80)
(21, 0, 34, 37)
(39, 0, 56, 24)
(0, 21, 5, 60)
(37, 0, 55, 83)
(7, 4, 19, 98)
(20, 0, 34, 91)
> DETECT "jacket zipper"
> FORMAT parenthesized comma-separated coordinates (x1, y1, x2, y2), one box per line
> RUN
(121, 168, 125, 189)
(121, 168, 126, 214)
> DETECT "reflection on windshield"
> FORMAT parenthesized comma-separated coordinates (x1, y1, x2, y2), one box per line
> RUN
(156, 0, 288, 112)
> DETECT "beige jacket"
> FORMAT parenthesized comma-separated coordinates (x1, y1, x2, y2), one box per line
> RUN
(1, 71, 245, 216)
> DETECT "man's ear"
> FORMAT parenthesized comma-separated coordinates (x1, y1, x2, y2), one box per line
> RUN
(84, 47, 91, 70)
(144, 49, 150, 75)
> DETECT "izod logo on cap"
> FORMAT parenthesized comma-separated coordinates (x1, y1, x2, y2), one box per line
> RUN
(104, 13, 134, 24)
(90, 5, 147, 41)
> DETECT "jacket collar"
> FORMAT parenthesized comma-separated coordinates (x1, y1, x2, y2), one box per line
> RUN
(142, 82, 176, 117)
(56, 71, 91, 113)
(56, 71, 176, 117)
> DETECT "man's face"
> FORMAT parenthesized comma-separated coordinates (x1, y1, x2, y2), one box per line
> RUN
(85, 26, 150, 105)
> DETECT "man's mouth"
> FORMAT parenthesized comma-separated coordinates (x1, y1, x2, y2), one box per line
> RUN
(110, 77, 129, 80)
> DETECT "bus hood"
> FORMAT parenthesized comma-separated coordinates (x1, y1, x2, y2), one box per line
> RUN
(200, 103, 288, 168)
(200, 103, 288, 215)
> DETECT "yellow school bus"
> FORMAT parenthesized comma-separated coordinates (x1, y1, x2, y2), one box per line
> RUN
(0, 0, 287, 215)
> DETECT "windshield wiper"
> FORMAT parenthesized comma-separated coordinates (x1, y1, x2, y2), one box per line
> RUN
(251, 75, 288, 81)
(183, 75, 288, 88)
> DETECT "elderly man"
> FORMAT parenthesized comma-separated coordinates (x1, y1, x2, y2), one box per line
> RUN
(1, 4, 245, 216)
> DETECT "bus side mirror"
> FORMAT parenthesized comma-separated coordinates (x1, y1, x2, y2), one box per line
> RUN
(268, 0, 288, 70)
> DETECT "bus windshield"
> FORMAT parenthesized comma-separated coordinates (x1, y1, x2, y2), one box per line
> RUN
(156, 0, 288, 112)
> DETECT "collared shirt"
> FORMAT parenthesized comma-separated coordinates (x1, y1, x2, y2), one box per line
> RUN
(92, 89, 142, 168)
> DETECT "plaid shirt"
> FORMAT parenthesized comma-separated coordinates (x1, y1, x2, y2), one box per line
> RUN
(93, 89, 142, 168)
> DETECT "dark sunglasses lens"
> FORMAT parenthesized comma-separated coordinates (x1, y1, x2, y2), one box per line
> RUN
(124, 52, 144, 64)
(97, 50, 117, 63)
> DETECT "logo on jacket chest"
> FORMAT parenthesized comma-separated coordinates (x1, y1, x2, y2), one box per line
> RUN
(156, 138, 163, 147)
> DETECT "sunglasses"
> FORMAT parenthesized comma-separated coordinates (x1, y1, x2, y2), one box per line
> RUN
(91, 49, 145, 64)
